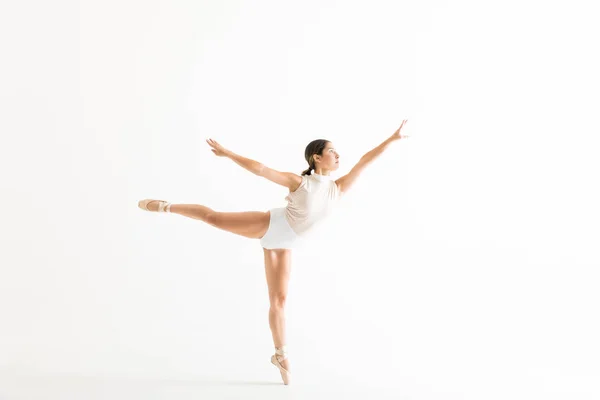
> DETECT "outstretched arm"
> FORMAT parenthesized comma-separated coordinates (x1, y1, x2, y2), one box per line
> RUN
(206, 138, 263, 175)
(335, 120, 409, 194)
(206, 138, 301, 190)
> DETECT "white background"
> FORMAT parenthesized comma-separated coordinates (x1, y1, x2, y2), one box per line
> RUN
(1, 0, 599, 398)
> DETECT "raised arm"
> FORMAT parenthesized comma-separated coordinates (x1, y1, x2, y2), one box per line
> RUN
(335, 120, 409, 194)
(206, 138, 301, 191)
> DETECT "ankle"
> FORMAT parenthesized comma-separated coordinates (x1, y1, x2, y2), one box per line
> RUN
(157, 201, 171, 212)
(275, 345, 288, 358)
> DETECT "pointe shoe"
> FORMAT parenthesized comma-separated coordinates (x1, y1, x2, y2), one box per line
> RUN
(271, 346, 291, 385)
(138, 199, 171, 213)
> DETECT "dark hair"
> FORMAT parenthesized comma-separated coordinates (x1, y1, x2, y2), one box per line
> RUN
(301, 139, 329, 176)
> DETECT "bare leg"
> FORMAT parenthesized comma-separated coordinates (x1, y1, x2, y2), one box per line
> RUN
(264, 248, 292, 373)
(142, 200, 270, 239)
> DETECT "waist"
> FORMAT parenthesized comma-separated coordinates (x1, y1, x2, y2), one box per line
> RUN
(284, 207, 332, 236)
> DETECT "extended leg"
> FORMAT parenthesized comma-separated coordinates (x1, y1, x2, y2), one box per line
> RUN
(172, 204, 270, 239)
(139, 199, 270, 239)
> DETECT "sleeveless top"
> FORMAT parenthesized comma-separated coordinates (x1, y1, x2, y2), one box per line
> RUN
(283, 172, 341, 236)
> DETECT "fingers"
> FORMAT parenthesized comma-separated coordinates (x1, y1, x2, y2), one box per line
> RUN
(395, 120, 407, 132)
(206, 138, 221, 149)
(207, 138, 226, 156)
(396, 119, 408, 133)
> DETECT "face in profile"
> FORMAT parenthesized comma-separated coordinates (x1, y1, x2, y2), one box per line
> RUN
(316, 142, 340, 171)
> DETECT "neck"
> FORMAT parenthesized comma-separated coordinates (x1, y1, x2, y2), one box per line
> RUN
(312, 171, 332, 181)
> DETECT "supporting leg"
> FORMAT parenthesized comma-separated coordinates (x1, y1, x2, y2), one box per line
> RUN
(264, 248, 292, 379)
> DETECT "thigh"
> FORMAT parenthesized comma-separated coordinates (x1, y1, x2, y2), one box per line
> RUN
(211, 210, 271, 239)
(263, 248, 292, 298)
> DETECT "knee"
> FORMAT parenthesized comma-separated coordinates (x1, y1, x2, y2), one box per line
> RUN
(269, 293, 287, 309)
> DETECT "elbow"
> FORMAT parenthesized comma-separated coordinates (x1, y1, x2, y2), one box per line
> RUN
(356, 158, 370, 170)
(255, 163, 265, 176)
(359, 154, 372, 165)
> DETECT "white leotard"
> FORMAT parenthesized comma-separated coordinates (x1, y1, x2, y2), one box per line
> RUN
(283, 172, 341, 236)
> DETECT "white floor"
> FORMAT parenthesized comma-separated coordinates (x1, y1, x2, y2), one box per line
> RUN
(2, 368, 599, 400)
(0, 368, 465, 400)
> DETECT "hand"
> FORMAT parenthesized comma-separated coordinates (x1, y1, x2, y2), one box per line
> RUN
(390, 119, 409, 141)
(206, 138, 230, 157)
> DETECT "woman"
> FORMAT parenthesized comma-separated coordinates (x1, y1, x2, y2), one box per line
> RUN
(138, 120, 409, 385)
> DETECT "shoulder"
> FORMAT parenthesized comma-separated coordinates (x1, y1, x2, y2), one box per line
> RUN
(332, 179, 342, 197)
(333, 177, 342, 190)
(289, 173, 303, 190)
(289, 174, 308, 192)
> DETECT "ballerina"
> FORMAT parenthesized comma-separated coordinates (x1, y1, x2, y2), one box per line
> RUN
(138, 119, 409, 385)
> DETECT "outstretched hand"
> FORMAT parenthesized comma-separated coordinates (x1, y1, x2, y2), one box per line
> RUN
(390, 119, 409, 141)
(206, 138, 230, 157)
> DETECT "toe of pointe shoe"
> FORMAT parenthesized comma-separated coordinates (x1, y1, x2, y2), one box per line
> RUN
(271, 355, 291, 385)
(138, 199, 168, 212)
(137, 199, 150, 210)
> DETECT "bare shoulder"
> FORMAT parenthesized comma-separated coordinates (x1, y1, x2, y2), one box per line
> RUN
(334, 176, 344, 193)
(334, 159, 367, 194)
(288, 173, 304, 192)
